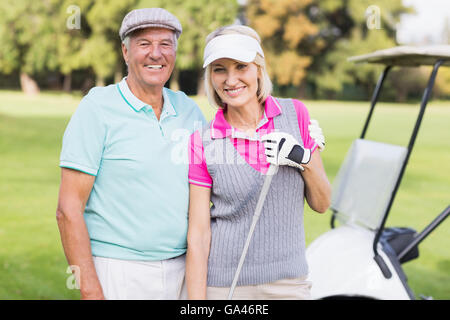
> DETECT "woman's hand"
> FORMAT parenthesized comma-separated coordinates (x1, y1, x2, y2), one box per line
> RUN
(261, 132, 311, 171)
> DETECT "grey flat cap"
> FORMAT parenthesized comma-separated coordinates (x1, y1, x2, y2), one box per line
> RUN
(119, 8, 182, 41)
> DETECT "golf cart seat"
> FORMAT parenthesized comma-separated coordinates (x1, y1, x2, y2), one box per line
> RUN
(331, 139, 407, 231)
(379, 227, 419, 264)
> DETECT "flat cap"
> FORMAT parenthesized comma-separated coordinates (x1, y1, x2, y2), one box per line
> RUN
(119, 8, 182, 41)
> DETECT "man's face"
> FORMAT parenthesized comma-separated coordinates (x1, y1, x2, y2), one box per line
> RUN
(122, 27, 176, 89)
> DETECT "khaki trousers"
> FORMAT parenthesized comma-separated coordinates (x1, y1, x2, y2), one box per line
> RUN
(93, 254, 186, 300)
(206, 276, 312, 300)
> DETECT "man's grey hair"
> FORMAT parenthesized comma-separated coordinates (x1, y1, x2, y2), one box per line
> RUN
(122, 31, 178, 51)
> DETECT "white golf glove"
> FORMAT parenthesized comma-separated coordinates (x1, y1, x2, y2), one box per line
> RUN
(309, 119, 325, 152)
(261, 132, 311, 171)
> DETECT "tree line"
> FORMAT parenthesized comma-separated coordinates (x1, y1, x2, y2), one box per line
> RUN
(0, 0, 449, 101)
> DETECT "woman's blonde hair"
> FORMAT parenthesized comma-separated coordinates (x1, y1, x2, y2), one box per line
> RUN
(204, 25, 273, 109)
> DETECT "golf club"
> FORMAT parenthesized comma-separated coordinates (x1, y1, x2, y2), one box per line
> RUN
(228, 164, 278, 300)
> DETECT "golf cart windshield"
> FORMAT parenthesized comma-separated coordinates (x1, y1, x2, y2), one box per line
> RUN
(331, 139, 407, 230)
(332, 45, 450, 232)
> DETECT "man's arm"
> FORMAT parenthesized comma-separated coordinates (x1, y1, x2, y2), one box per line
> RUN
(56, 168, 105, 300)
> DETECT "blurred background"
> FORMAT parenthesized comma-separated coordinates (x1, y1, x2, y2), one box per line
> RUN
(0, 0, 450, 99)
(0, 0, 448, 299)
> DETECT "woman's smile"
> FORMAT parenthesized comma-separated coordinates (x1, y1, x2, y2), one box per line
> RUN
(224, 86, 246, 97)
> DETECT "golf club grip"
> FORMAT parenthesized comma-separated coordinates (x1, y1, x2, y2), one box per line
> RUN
(228, 165, 276, 300)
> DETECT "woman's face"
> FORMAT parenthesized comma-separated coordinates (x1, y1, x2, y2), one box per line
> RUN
(210, 58, 260, 109)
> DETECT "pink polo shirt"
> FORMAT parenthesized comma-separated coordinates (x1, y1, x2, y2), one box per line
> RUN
(188, 96, 317, 188)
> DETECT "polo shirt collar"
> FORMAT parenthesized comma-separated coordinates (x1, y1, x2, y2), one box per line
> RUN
(117, 77, 177, 116)
(265, 95, 282, 118)
(210, 95, 282, 140)
(162, 89, 177, 116)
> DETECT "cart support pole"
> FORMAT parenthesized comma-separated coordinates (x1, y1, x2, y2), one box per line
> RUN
(398, 205, 450, 261)
(372, 60, 444, 275)
(360, 65, 392, 139)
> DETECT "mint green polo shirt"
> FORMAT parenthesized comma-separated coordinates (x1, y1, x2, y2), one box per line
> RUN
(60, 78, 206, 261)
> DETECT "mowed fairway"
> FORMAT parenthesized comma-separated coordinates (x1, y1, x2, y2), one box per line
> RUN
(0, 90, 448, 299)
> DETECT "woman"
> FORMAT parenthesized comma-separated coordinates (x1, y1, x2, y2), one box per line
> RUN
(186, 25, 331, 300)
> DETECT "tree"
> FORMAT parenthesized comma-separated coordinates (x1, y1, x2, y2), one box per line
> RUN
(83, 0, 138, 86)
(0, 0, 61, 94)
(245, 0, 411, 100)
(55, 0, 93, 91)
(246, 0, 322, 90)
(309, 0, 412, 100)
(0, 0, 137, 92)
(0, 0, 239, 93)
(434, 18, 450, 99)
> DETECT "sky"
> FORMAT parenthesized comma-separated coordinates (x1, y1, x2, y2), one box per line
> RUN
(397, 0, 450, 44)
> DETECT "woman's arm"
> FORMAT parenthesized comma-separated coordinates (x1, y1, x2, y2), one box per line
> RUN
(262, 132, 331, 214)
(186, 184, 212, 300)
(301, 150, 332, 213)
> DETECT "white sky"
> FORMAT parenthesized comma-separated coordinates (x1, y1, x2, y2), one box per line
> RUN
(397, 0, 450, 44)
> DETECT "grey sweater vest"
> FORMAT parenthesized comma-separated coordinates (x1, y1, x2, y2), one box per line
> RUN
(202, 98, 309, 287)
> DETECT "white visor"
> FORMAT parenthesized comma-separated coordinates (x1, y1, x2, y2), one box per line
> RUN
(203, 34, 264, 68)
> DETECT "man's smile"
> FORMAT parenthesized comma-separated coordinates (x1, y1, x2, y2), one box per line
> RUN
(144, 64, 164, 70)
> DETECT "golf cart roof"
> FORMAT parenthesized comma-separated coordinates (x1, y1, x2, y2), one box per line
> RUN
(348, 45, 450, 66)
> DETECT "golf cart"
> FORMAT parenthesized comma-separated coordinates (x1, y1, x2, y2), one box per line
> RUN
(305, 46, 450, 300)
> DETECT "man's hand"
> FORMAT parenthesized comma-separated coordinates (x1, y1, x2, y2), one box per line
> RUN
(261, 132, 311, 171)
(81, 290, 106, 300)
(309, 119, 325, 152)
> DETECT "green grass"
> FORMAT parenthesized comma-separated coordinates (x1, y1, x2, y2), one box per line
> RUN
(0, 90, 448, 299)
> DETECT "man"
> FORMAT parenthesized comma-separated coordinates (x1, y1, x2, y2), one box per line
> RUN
(56, 8, 206, 300)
